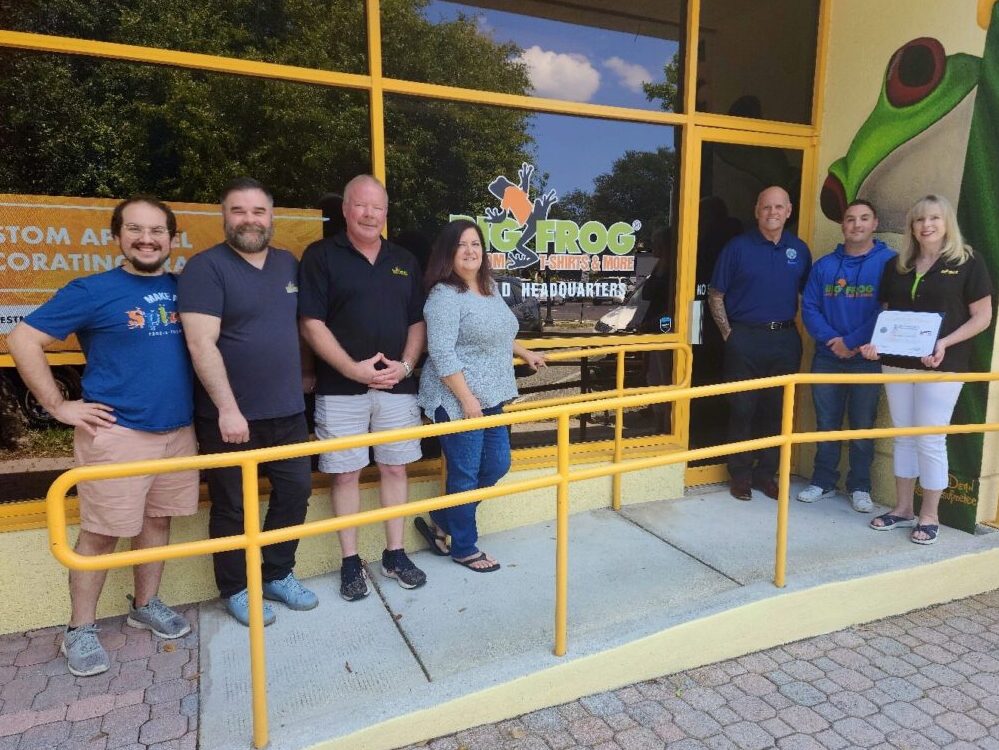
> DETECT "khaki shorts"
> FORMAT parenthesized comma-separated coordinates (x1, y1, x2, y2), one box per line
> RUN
(74, 423, 199, 537)
(315, 391, 422, 473)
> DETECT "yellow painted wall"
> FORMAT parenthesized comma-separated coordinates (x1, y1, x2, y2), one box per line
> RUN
(814, 0, 986, 257)
(804, 0, 993, 519)
(0, 461, 683, 634)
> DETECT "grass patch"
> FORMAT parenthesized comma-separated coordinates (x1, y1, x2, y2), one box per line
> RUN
(1, 427, 74, 460)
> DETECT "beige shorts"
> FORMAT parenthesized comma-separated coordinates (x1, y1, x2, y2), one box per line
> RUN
(74, 423, 200, 537)
(315, 391, 422, 473)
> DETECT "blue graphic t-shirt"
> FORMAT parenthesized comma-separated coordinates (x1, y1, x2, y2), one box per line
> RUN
(25, 267, 194, 431)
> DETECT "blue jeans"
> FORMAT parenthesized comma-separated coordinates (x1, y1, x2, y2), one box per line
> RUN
(810, 354, 882, 492)
(430, 405, 511, 559)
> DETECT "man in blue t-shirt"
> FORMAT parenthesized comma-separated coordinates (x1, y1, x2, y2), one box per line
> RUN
(178, 177, 318, 627)
(708, 186, 812, 501)
(799, 200, 896, 512)
(8, 196, 198, 678)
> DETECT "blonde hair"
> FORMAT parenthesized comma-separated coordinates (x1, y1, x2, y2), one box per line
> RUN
(897, 194, 972, 273)
(343, 174, 388, 206)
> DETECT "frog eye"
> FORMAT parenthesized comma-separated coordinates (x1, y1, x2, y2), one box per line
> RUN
(820, 173, 846, 222)
(885, 37, 946, 107)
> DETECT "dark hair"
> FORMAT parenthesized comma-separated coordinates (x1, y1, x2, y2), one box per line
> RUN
(220, 177, 273, 205)
(424, 219, 493, 295)
(110, 195, 177, 239)
(845, 198, 877, 219)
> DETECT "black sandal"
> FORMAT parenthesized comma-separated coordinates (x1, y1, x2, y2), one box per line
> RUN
(414, 517, 449, 556)
(452, 551, 500, 573)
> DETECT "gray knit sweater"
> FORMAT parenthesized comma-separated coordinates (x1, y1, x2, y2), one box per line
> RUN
(417, 281, 519, 421)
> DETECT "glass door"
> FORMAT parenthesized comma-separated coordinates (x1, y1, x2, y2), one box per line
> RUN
(683, 128, 815, 475)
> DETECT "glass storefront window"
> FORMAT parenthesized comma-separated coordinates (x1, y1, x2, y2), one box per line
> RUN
(0, 1, 367, 74)
(697, 0, 820, 124)
(382, 1, 684, 112)
(0, 50, 371, 445)
(384, 94, 680, 447)
(0, 51, 371, 206)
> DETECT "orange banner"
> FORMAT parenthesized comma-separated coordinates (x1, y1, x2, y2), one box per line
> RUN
(0, 194, 323, 353)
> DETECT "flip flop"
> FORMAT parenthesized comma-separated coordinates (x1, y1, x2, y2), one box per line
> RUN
(452, 551, 500, 573)
(414, 517, 449, 556)
(911, 524, 939, 545)
(870, 513, 916, 531)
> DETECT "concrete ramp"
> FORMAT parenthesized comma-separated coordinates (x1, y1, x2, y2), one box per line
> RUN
(199, 575, 429, 749)
(198, 483, 999, 750)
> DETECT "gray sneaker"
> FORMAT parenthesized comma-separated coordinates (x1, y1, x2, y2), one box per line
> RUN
(126, 595, 191, 639)
(61, 624, 110, 677)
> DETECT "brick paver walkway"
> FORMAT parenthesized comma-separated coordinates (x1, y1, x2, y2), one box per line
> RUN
(2, 592, 998, 749)
(0, 605, 198, 750)
(404, 590, 999, 750)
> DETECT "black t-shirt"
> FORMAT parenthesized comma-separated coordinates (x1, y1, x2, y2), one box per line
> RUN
(878, 250, 992, 372)
(298, 232, 424, 395)
(177, 243, 305, 420)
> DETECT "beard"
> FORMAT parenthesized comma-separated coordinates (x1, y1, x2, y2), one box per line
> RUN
(123, 246, 169, 273)
(225, 221, 273, 254)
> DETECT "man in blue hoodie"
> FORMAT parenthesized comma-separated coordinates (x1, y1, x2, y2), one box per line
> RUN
(798, 200, 896, 512)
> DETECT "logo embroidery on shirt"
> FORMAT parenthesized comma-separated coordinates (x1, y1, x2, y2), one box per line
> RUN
(941, 269, 959, 275)
(285, 282, 298, 293)
(391, 266, 409, 277)
(785, 248, 797, 261)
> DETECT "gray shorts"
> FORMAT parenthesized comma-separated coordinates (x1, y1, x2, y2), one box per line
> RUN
(314, 391, 422, 473)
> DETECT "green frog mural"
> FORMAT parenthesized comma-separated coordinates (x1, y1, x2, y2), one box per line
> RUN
(819, 0, 999, 532)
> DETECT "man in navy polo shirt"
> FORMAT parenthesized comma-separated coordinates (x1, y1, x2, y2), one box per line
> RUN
(708, 186, 812, 501)
(299, 175, 427, 602)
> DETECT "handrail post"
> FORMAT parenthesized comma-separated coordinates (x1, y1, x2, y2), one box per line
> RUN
(774, 382, 795, 588)
(241, 461, 270, 749)
(554, 413, 570, 656)
(611, 349, 625, 510)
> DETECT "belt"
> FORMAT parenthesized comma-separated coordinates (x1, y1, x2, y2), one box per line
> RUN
(735, 320, 795, 330)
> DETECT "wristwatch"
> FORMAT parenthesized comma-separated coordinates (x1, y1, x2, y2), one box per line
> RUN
(401, 360, 413, 378)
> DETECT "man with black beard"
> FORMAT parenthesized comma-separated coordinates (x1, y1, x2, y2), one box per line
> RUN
(178, 177, 318, 627)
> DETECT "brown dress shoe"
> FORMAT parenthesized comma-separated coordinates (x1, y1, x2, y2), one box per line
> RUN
(730, 476, 752, 501)
(753, 477, 779, 499)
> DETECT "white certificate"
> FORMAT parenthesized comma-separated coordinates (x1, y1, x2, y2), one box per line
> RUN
(870, 310, 943, 357)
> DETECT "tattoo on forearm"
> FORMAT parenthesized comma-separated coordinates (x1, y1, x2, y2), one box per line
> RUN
(707, 292, 731, 339)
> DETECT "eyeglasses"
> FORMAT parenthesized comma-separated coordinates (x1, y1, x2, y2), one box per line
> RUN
(123, 224, 169, 238)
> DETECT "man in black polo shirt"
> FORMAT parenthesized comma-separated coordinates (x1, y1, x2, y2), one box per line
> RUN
(299, 175, 427, 601)
(179, 177, 318, 627)
(707, 186, 812, 502)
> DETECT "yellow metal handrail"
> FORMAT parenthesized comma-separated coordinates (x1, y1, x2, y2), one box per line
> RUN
(44, 363, 999, 748)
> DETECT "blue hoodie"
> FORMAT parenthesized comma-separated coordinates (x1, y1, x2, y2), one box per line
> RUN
(802, 240, 896, 359)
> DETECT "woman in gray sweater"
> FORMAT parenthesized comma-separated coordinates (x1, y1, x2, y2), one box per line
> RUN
(415, 219, 545, 571)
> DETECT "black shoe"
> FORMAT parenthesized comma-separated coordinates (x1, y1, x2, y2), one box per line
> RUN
(381, 549, 427, 590)
(339, 555, 370, 601)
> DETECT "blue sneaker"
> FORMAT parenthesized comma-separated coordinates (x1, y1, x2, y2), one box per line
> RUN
(263, 572, 318, 611)
(225, 589, 276, 627)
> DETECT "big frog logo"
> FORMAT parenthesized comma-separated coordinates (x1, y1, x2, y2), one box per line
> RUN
(452, 162, 640, 273)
